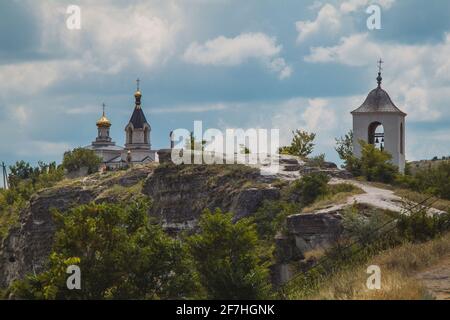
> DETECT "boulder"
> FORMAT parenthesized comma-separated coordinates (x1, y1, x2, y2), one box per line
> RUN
(286, 212, 343, 253)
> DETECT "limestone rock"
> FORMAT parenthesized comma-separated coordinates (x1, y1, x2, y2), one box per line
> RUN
(286, 212, 343, 253)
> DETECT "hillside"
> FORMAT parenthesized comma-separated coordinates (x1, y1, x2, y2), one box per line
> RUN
(0, 157, 449, 299)
(0, 163, 279, 288)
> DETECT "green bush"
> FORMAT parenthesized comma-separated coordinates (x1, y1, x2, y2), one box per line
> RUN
(8, 200, 200, 300)
(307, 154, 326, 168)
(254, 200, 299, 240)
(359, 141, 398, 183)
(187, 208, 271, 299)
(279, 130, 316, 158)
(289, 173, 330, 206)
(397, 210, 450, 243)
(62, 148, 102, 174)
(414, 162, 450, 200)
(342, 205, 397, 245)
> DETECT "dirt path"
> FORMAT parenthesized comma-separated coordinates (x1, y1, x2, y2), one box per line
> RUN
(313, 178, 445, 215)
(416, 255, 450, 300)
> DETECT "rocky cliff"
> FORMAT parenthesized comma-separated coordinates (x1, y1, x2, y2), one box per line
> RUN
(0, 163, 280, 288)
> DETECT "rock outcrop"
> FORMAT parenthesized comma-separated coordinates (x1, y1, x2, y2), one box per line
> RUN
(0, 166, 154, 288)
(286, 213, 343, 253)
(143, 164, 279, 233)
(0, 163, 280, 288)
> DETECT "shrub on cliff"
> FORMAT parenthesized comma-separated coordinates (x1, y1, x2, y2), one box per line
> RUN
(279, 130, 316, 158)
(396, 162, 450, 200)
(8, 200, 200, 300)
(187, 209, 272, 299)
(359, 141, 398, 183)
(289, 173, 330, 206)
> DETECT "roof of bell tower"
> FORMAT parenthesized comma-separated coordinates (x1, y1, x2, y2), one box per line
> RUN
(351, 60, 406, 116)
(127, 79, 149, 129)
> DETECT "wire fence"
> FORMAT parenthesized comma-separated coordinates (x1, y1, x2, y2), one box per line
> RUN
(278, 194, 447, 298)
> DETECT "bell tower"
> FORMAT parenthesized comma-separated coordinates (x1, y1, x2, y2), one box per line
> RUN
(351, 60, 407, 173)
(124, 78, 151, 151)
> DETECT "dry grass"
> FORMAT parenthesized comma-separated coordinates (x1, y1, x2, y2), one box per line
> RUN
(298, 233, 450, 300)
(394, 189, 450, 212)
(302, 184, 364, 213)
(95, 181, 145, 202)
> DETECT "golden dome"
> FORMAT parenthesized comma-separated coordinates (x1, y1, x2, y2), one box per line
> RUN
(96, 114, 111, 127)
(134, 90, 142, 98)
(97, 103, 111, 127)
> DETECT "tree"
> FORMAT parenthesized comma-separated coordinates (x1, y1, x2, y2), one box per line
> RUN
(279, 130, 316, 158)
(62, 148, 102, 174)
(335, 130, 353, 163)
(360, 141, 397, 183)
(9, 200, 199, 299)
(335, 130, 361, 175)
(187, 209, 271, 299)
(8, 161, 34, 188)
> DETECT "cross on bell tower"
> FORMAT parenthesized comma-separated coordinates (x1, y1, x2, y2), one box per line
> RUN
(377, 58, 383, 87)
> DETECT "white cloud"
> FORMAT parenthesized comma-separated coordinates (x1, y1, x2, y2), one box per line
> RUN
(295, 1, 396, 43)
(11, 106, 29, 127)
(152, 103, 229, 114)
(15, 141, 72, 157)
(0, 61, 63, 96)
(183, 32, 292, 79)
(65, 105, 101, 115)
(295, 4, 341, 43)
(340, 0, 396, 13)
(304, 32, 450, 121)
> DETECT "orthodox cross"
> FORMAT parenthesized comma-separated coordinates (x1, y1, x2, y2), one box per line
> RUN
(377, 59, 384, 74)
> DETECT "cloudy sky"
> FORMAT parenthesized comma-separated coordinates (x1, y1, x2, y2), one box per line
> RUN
(1, 0, 450, 185)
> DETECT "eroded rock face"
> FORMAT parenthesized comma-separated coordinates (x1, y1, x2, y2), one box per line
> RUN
(286, 213, 343, 253)
(0, 186, 98, 288)
(0, 167, 154, 289)
(0, 164, 280, 288)
(143, 164, 280, 233)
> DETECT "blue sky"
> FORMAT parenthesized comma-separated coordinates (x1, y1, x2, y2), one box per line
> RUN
(1, 0, 450, 186)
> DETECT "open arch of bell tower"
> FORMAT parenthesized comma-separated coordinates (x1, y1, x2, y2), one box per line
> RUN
(351, 61, 407, 173)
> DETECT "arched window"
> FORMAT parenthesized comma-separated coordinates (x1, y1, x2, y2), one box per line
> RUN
(400, 123, 404, 155)
(368, 121, 385, 151)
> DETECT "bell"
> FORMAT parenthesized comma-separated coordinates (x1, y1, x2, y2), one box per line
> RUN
(382, 138, 384, 143)
(375, 138, 379, 144)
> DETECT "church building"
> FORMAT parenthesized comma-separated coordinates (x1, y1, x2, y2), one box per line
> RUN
(351, 61, 407, 173)
(85, 80, 157, 169)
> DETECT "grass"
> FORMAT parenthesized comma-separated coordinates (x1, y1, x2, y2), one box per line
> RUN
(287, 232, 450, 300)
(302, 183, 364, 213)
(95, 180, 146, 203)
(394, 189, 450, 212)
